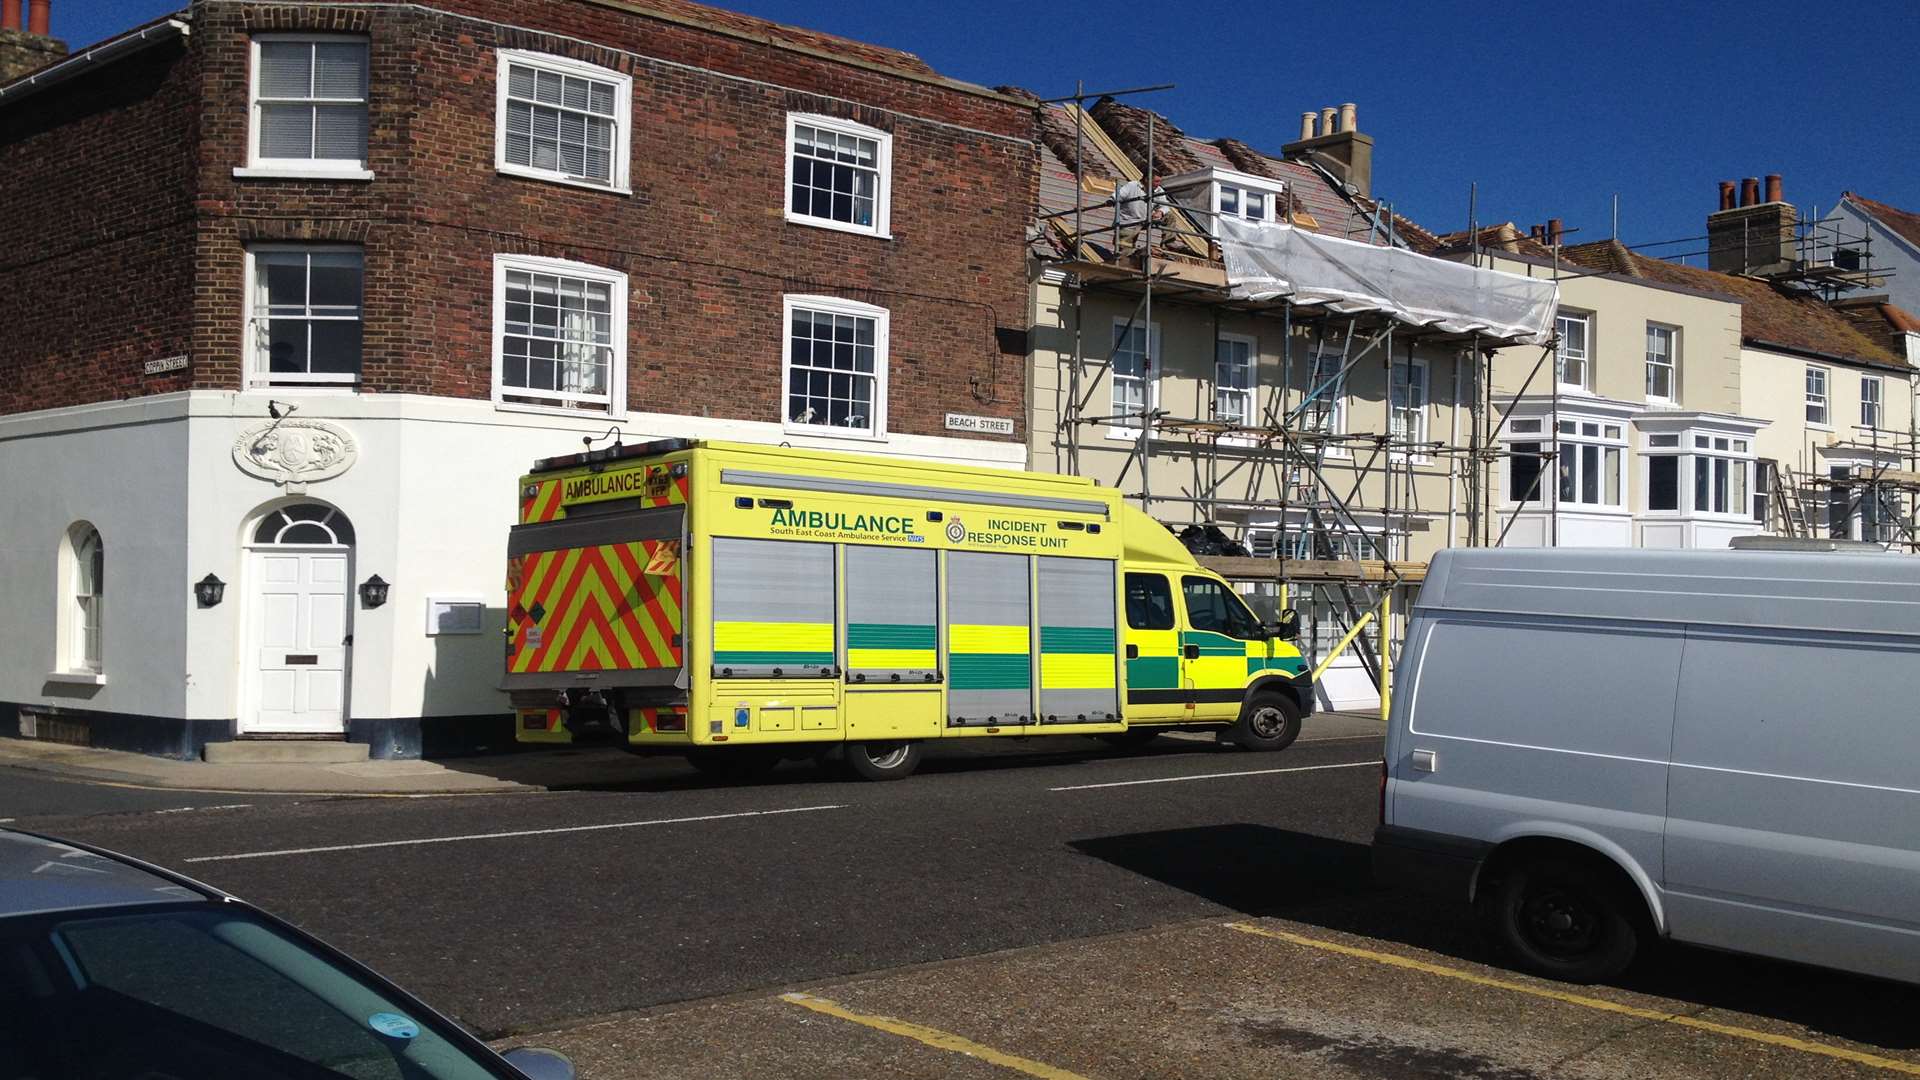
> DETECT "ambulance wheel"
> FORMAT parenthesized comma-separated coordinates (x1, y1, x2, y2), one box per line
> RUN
(685, 748, 780, 782)
(842, 740, 922, 781)
(1097, 730, 1161, 751)
(1229, 691, 1301, 752)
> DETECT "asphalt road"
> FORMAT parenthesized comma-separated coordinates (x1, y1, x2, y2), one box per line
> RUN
(8, 735, 1386, 1038)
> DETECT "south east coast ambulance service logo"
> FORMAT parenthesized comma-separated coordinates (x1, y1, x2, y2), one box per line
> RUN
(945, 516, 967, 544)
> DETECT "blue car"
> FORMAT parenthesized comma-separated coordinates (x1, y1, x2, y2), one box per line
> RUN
(0, 829, 574, 1080)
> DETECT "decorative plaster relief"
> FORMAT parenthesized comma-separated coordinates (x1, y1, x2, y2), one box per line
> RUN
(233, 419, 358, 491)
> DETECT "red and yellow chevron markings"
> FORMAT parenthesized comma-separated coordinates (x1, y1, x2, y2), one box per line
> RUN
(520, 478, 565, 524)
(508, 539, 683, 674)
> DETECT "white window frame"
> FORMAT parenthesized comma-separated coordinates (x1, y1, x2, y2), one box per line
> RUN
(1213, 332, 1257, 437)
(491, 253, 629, 417)
(1555, 311, 1591, 392)
(494, 50, 632, 194)
(1108, 317, 1161, 440)
(1300, 346, 1350, 458)
(244, 245, 365, 389)
(1390, 357, 1430, 461)
(1806, 364, 1831, 428)
(1215, 183, 1271, 225)
(785, 113, 892, 239)
(1644, 322, 1677, 405)
(54, 524, 105, 679)
(782, 294, 889, 441)
(238, 34, 373, 180)
(1861, 374, 1883, 430)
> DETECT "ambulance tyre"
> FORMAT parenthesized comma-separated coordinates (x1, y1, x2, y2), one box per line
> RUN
(1229, 691, 1301, 752)
(843, 740, 922, 781)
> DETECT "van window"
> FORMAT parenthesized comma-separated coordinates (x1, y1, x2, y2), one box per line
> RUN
(1181, 576, 1262, 639)
(1124, 573, 1174, 630)
(1410, 615, 1682, 761)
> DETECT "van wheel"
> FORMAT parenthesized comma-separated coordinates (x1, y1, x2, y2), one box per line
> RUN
(1228, 691, 1301, 751)
(842, 740, 922, 782)
(1097, 730, 1161, 751)
(685, 748, 780, 782)
(1480, 857, 1640, 983)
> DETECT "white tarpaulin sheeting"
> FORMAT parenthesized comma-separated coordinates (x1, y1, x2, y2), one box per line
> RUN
(1217, 217, 1558, 346)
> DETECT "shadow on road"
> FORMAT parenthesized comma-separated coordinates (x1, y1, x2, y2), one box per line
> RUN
(1070, 823, 1920, 1051)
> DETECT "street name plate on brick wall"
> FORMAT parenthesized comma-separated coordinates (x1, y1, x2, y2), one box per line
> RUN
(945, 412, 1014, 435)
(143, 354, 189, 375)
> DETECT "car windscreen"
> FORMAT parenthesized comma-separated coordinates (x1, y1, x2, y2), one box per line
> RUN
(0, 904, 505, 1080)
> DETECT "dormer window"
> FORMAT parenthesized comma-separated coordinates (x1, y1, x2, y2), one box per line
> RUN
(1219, 184, 1269, 223)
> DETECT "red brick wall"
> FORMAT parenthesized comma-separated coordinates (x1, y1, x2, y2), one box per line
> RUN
(0, 38, 199, 413)
(9, 0, 1035, 443)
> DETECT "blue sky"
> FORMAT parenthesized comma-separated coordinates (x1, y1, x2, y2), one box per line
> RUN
(60, 1, 1920, 259)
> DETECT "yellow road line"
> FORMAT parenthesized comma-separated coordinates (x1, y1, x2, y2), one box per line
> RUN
(1224, 922, 1920, 1076)
(780, 992, 1089, 1080)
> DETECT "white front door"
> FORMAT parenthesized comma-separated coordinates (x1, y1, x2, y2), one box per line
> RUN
(246, 548, 351, 734)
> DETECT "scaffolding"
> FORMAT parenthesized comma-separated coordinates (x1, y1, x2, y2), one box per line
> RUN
(1034, 87, 1564, 713)
(1768, 425, 1920, 553)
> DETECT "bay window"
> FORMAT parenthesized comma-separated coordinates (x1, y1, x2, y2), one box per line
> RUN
(1643, 431, 1755, 519)
(1555, 419, 1624, 507)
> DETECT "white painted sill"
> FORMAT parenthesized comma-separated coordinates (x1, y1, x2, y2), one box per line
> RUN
(234, 166, 376, 181)
(45, 671, 105, 686)
(784, 422, 886, 444)
(495, 164, 631, 196)
(785, 210, 892, 241)
(494, 400, 627, 423)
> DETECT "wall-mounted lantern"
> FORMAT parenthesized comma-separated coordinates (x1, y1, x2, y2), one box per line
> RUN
(194, 574, 226, 608)
(358, 574, 390, 609)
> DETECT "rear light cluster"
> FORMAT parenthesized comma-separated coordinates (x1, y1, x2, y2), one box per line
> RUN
(638, 706, 687, 733)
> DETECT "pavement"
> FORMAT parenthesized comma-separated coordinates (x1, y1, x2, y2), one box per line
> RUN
(0, 710, 1387, 794)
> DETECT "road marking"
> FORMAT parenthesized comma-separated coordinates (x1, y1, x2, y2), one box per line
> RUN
(1225, 922, 1920, 1076)
(781, 992, 1088, 1080)
(1050, 760, 1376, 792)
(183, 805, 847, 863)
(154, 803, 253, 815)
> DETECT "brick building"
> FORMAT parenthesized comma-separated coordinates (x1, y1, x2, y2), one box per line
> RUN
(0, 0, 1036, 758)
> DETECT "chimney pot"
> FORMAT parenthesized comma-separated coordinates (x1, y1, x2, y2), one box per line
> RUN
(1547, 218, 1564, 246)
(1299, 111, 1317, 141)
(1718, 181, 1736, 212)
(1338, 102, 1357, 133)
(1320, 106, 1337, 134)
(1530, 225, 1547, 241)
(27, 0, 48, 36)
(2, 1, 18, 31)
(1741, 177, 1760, 207)
(1764, 173, 1783, 204)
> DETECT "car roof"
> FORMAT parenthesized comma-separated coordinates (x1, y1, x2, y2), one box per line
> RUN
(0, 830, 209, 918)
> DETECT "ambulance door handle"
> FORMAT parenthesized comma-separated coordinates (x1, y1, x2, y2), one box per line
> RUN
(1183, 644, 1200, 660)
(1125, 644, 1139, 659)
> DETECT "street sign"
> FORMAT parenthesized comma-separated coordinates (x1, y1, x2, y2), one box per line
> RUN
(944, 412, 1014, 435)
(143, 354, 189, 375)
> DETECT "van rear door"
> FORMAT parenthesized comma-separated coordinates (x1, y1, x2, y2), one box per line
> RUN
(504, 504, 685, 689)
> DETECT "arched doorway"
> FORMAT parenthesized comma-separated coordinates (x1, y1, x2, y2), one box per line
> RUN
(242, 503, 354, 735)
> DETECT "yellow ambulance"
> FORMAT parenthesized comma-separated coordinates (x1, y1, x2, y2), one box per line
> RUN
(504, 439, 1309, 780)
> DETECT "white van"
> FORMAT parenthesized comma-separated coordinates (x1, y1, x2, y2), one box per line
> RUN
(1376, 546, 1920, 984)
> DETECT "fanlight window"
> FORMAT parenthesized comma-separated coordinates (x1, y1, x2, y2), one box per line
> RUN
(253, 503, 355, 545)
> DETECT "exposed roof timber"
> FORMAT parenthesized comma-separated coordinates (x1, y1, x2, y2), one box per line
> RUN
(0, 17, 189, 106)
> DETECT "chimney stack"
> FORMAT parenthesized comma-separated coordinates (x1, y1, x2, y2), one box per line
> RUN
(1299, 111, 1317, 141)
(1529, 225, 1547, 242)
(1709, 173, 1797, 277)
(0, 0, 66, 83)
(1547, 218, 1564, 246)
(1283, 102, 1375, 198)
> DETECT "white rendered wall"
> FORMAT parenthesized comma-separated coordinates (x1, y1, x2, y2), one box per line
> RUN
(0, 399, 193, 719)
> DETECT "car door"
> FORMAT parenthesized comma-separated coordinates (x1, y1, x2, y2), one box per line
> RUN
(1121, 571, 1184, 722)
(1179, 575, 1265, 721)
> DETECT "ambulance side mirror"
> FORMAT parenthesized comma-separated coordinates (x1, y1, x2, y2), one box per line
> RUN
(1271, 609, 1300, 641)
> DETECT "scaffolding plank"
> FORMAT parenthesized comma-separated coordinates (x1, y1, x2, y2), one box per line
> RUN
(1199, 555, 1428, 584)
